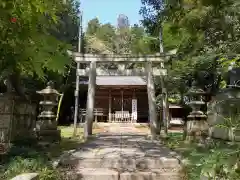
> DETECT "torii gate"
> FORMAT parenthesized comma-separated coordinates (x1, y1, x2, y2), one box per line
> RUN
(71, 52, 172, 139)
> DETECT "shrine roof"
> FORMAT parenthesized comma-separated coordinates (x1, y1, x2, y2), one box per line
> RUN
(96, 76, 146, 86)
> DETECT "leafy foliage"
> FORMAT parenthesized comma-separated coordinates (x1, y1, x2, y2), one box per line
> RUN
(84, 16, 156, 55)
(163, 133, 240, 180)
(140, 0, 240, 97)
(0, 0, 80, 96)
(0, 127, 84, 180)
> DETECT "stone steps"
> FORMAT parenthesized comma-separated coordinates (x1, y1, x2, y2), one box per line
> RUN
(64, 168, 183, 180)
(61, 156, 181, 171)
(58, 132, 184, 180)
(60, 157, 183, 180)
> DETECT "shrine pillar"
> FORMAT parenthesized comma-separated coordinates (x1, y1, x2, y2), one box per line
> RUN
(146, 62, 158, 139)
(108, 90, 112, 122)
(84, 61, 96, 138)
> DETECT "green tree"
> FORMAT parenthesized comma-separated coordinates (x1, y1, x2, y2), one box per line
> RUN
(0, 0, 80, 96)
(97, 23, 116, 50)
(85, 18, 114, 54)
(84, 16, 156, 55)
(141, 0, 240, 95)
(86, 18, 100, 35)
(130, 24, 156, 54)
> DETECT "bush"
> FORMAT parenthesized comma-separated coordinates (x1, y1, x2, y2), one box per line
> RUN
(0, 145, 61, 180)
(163, 133, 240, 180)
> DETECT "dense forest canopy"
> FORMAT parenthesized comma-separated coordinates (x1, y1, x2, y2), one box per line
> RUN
(84, 15, 155, 55)
(82, 0, 240, 102)
(1, 0, 240, 102)
(140, 0, 240, 99)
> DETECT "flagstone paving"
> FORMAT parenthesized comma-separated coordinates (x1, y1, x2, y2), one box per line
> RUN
(60, 124, 184, 180)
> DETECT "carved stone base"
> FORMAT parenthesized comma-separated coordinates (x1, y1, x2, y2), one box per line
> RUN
(36, 129, 61, 143)
(36, 120, 57, 131)
(185, 119, 208, 143)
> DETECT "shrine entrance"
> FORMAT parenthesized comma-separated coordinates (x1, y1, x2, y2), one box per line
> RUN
(70, 52, 174, 136)
(94, 83, 148, 123)
(111, 89, 132, 122)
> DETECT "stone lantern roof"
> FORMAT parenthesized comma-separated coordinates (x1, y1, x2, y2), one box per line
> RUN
(36, 81, 60, 96)
(187, 81, 206, 95)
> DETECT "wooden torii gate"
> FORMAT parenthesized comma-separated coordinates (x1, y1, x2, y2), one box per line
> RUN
(71, 52, 170, 139)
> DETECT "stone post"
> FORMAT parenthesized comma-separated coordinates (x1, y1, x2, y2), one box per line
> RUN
(108, 90, 112, 122)
(36, 81, 61, 144)
(84, 61, 96, 138)
(162, 87, 169, 136)
(146, 62, 158, 139)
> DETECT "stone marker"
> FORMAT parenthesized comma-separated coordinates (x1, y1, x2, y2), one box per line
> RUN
(77, 168, 118, 180)
(11, 173, 39, 180)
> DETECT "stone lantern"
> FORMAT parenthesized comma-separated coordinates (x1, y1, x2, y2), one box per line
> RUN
(208, 68, 240, 141)
(36, 81, 61, 143)
(186, 81, 208, 142)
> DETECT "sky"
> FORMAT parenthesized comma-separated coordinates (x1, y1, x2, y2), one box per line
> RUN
(81, 0, 143, 30)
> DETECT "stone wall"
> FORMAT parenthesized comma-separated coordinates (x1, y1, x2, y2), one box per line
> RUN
(0, 92, 37, 149)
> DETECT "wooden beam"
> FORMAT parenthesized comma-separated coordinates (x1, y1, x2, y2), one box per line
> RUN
(77, 68, 167, 76)
(73, 53, 166, 62)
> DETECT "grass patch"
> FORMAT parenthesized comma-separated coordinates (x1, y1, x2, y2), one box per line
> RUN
(134, 123, 149, 128)
(0, 126, 85, 180)
(59, 126, 83, 138)
(0, 125, 108, 179)
(163, 133, 240, 180)
(0, 142, 64, 180)
(59, 124, 106, 136)
(134, 124, 150, 132)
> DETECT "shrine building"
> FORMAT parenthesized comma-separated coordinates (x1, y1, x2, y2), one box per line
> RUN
(79, 76, 148, 123)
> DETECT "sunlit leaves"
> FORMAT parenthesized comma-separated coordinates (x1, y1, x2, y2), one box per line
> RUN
(85, 17, 155, 55)
(140, 0, 240, 96)
(0, 0, 79, 80)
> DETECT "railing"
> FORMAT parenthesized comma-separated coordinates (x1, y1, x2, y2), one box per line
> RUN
(79, 108, 86, 123)
(94, 108, 105, 122)
(111, 111, 134, 123)
(79, 108, 106, 122)
(79, 109, 138, 123)
(169, 118, 184, 125)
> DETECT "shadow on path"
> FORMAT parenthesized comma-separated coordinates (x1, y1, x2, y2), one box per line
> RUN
(59, 125, 183, 175)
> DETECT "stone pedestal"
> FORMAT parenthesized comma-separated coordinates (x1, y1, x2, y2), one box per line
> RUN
(36, 82, 61, 143)
(186, 114, 208, 142)
(186, 83, 208, 143)
(207, 85, 240, 141)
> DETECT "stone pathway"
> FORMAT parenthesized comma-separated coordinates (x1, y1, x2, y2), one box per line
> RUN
(60, 124, 184, 180)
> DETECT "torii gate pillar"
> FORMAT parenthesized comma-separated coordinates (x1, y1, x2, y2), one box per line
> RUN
(84, 61, 96, 138)
(146, 62, 158, 138)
